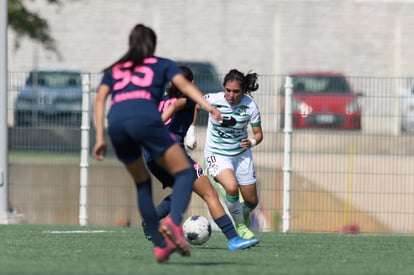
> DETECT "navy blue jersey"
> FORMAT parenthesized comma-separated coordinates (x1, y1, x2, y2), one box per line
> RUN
(101, 57, 181, 125)
(100, 57, 182, 164)
(158, 93, 195, 144)
(144, 89, 199, 188)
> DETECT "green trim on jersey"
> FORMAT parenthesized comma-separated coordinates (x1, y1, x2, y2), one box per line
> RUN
(204, 92, 261, 157)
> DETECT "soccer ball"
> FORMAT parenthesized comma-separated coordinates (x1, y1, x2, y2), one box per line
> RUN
(183, 215, 212, 245)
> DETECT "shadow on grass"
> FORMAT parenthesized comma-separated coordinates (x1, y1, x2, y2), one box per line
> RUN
(168, 260, 250, 266)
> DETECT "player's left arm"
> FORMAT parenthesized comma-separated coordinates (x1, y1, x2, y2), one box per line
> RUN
(241, 101, 263, 149)
(251, 124, 263, 145)
(241, 124, 263, 149)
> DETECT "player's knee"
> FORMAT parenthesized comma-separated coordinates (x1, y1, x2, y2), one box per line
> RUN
(200, 187, 217, 202)
(219, 181, 238, 196)
(244, 199, 258, 209)
(228, 186, 240, 196)
(193, 177, 214, 198)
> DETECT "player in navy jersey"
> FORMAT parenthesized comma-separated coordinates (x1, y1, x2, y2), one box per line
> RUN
(142, 66, 259, 250)
(92, 24, 221, 263)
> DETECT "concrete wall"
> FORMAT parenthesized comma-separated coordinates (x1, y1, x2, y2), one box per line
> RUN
(7, 1, 414, 134)
(7, 0, 414, 77)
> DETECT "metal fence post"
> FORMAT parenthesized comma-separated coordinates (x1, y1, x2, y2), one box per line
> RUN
(79, 73, 91, 226)
(0, 0, 8, 223)
(282, 76, 293, 233)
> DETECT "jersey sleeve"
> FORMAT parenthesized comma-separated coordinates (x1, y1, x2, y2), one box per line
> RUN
(165, 59, 182, 82)
(100, 69, 114, 88)
(183, 95, 196, 110)
(249, 100, 261, 127)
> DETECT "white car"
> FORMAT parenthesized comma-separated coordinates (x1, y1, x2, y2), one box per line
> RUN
(401, 78, 414, 132)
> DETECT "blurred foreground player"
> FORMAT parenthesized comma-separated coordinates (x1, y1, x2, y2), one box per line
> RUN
(92, 23, 221, 262)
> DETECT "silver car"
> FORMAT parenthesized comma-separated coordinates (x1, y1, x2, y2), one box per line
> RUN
(14, 67, 83, 127)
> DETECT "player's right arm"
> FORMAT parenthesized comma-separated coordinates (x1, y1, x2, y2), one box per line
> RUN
(171, 74, 221, 123)
(191, 104, 201, 126)
(160, 98, 187, 123)
(92, 84, 110, 160)
(184, 104, 200, 150)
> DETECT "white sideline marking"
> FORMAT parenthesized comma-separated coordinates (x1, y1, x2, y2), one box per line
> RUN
(44, 230, 112, 234)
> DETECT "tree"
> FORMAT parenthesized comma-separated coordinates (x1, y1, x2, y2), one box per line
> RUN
(8, 0, 61, 56)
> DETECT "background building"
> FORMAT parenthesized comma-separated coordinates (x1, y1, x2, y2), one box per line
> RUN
(7, 0, 414, 77)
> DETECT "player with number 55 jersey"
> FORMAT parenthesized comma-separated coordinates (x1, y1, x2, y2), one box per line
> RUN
(92, 23, 221, 263)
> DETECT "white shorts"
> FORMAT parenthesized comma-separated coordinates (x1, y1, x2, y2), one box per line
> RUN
(204, 150, 256, 185)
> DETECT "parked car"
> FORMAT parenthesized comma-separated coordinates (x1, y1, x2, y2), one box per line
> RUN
(400, 78, 414, 132)
(14, 66, 84, 127)
(280, 71, 362, 130)
(175, 61, 222, 125)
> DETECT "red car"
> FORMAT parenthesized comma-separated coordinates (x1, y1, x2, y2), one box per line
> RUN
(280, 72, 362, 130)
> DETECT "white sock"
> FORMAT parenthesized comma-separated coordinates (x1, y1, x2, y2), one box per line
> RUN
(225, 194, 244, 225)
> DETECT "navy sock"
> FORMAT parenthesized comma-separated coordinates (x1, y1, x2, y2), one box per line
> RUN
(170, 168, 196, 224)
(214, 214, 238, 240)
(135, 178, 164, 247)
(155, 195, 171, 220)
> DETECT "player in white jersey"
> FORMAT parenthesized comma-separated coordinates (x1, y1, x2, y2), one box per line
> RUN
(202, 69, 263, 240)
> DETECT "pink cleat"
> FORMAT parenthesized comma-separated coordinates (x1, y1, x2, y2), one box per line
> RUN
(159, 216, 190, 257)
(154, 237, 176, 263)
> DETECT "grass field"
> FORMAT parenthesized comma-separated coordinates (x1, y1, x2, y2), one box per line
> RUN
(1, 225, 413, 275)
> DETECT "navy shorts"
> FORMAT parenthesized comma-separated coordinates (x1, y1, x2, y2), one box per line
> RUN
(144, 147, 202, 189)
(108, 117, 176, 165)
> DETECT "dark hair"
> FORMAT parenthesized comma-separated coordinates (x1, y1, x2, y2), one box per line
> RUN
(166, 65, 194, 97)
(104, 24, 157, 71)
(223, 69, 259, 96)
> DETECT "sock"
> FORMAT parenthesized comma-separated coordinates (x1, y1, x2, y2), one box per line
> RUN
(135, 178, 164, 247)
(170, 168, 196, 225)
(214, 214, 238, 240)
(155, 195, 171, 220)
(242, 201, 256, 217)
(225, 194, 245, 225)
(241, 201, 257, 227)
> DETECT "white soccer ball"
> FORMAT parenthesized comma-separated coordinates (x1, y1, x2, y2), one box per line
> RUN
(183, 215, 212, 245)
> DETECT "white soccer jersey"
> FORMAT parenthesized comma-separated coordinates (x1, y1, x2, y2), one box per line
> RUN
(204, 92, 261, 156)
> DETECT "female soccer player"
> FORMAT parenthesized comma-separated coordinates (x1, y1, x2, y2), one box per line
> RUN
(143, 66, 259, 250)
(92, 23, 221, 263)
(202, 69, 263, 240)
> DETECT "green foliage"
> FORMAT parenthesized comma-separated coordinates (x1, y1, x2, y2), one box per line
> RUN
(1, 224, 413, 275)
(7, 0, 61, 56)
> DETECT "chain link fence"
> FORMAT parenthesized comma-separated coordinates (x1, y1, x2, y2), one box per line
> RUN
(6, 72, 414, 234)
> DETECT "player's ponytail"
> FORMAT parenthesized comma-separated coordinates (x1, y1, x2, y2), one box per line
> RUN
(103, 24, 157, 72)
(244, 70, 259, 97)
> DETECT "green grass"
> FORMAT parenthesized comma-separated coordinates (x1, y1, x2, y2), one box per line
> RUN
(1, 224, 413, 275)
